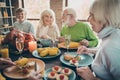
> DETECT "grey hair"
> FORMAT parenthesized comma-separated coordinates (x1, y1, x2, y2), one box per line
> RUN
(40, 9, 56, 26)
(64, 7, 77, 20)
(90, 0, 120, 28)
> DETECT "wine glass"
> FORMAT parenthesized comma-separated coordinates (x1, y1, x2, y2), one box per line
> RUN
(16, 38, 24, 57)
(65, 34, 71, 53)
(51, 32, 57, 47)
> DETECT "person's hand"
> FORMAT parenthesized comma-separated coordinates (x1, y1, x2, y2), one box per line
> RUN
(58, 36, 65, 42)
(27, 72, 43, 80)
(0, 58, 15, 70)
(80, 39, 89, 47)
(77, 46, 97, 54)
(76, 67, 97, 80)
(40, 35, 48, 39)
(77, 46, 89, 54)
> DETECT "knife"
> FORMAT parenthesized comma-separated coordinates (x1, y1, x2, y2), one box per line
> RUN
(34, 61, 37, 72)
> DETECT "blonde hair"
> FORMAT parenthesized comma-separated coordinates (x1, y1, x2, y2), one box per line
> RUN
(90, 0, 120, 28)
(64, 7, 77, 20)
(39, 9, 56, 26)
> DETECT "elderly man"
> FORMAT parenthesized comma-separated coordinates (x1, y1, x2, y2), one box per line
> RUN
(59, 7, 98, 47)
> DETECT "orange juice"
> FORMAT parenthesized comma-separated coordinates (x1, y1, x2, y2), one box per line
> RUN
(0, 35, 4, 44)
(0, 48, 9, 58)
(28, 41, 37, 53)
(0, 73, 6, 80)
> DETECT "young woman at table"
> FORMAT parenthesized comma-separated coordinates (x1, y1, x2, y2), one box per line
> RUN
(13, 8, 35, 35)
(77, 0, 120, 80)
(36, 9, 60, 39)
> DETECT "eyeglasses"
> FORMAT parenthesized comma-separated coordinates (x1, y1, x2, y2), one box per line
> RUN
(87, 13, 94, 21)
(62, 14, 71, 17)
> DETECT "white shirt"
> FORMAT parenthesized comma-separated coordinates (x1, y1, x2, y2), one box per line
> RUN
(36, 23, 60, 39)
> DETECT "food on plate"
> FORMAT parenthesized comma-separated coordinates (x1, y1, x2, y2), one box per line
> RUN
(58, 41, 80, 49)
(39, 49, 49, 57)
(64, 54, 81, 66)
(49, 48, 59, 56)
(74, 55, 81, 61)
(69, 42, 80, 48)
(20, 67, 29, 74)
(61, 68, 72, 76)
(37, 48, 45, 53)
(69, 58, 79, 66)
(56, 74, 68, 80)
(15, 58, 31, 74)
(15, 58, 29, 67)
(38, 47, 59, 57)
(47, 71, 58, 80)
(64, 54, 74, 61)
(15, 58, 37, 74)
(52, 66, 62, 73)
(46, 66, 73, 80)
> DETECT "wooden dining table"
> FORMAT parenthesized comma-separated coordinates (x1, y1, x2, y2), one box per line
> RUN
(2, 48, 88, 80)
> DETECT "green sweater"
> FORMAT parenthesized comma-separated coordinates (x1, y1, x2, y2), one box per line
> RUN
(61, 22, 98, 47)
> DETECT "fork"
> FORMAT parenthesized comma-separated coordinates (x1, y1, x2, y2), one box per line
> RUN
(74, 54, 79, 58)
(14, 64, 22, 69)
(74, 63, 78, 68)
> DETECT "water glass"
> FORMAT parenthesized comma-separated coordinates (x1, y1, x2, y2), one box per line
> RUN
(51, 32, 57, 47)
(16, 38, 24, 53)
(65, 34, 71, 53)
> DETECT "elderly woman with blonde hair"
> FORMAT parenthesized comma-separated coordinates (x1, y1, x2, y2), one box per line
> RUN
(36, 9, 60, 39)
(77, 0, 120, 80)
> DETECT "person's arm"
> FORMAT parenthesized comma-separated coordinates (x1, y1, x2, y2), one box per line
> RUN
(54, 24, 60, 38)
(77, 45, 97, 55)
(58, 26, 66, 42)
(102, 45, 120, 80)
(84, 24, 98, 47)
(76, 67, 101, 80)
(0, 58, 15, 70)
(29, 23, 35, 36)
(36, 24, 41, 40)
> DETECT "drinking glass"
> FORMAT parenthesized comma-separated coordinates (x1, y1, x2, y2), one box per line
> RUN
(65, 34, 71, 53)
(16, 38, 24, 57)
(0, 45, 9, 58)
(51, 32, 57, 47)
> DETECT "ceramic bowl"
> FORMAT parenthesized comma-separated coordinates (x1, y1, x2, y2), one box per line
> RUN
(40, 39, 52, 47)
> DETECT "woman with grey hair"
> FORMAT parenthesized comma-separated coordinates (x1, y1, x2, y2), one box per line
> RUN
(77, 0, 120, 80)
(36, 9, 60, 39)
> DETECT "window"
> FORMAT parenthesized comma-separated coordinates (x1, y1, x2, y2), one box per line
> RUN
(23, 0, 50, 31)
(67, 0, 95, 21)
